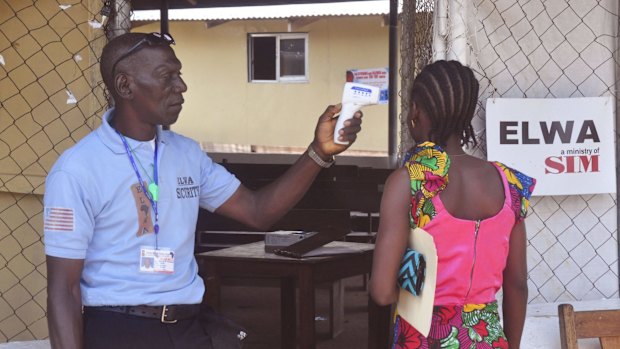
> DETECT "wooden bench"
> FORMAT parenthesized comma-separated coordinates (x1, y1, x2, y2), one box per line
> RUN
(195, 163, 389, 251)
(196, 208, 352, 252)
(558, 303, 620, 349)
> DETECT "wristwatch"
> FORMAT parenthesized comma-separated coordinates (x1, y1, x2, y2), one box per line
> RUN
(307, 145, 335, 168)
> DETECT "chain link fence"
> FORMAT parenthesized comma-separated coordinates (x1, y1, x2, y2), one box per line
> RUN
(398, 0, 434, 162)
(1, 0, 619, 344)
(473, 0, 619, 303)
(399, 0, 619, 304)
(0, 0, 111, 341)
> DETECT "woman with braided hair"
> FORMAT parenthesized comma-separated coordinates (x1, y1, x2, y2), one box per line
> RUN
(370, 60, 535, 348)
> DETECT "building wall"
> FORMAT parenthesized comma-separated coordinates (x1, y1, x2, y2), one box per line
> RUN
(135, 16, 392, 152)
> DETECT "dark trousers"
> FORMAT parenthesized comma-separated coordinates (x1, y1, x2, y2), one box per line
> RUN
(84, 309, 215, 349)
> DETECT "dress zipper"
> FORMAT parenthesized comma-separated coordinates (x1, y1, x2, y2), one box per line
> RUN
(464, 219, 481, 301)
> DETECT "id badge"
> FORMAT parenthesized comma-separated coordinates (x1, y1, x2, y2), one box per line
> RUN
(140, 246, 175, 274)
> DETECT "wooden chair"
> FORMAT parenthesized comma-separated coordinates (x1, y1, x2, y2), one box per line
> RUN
(558, 303, 620, 349)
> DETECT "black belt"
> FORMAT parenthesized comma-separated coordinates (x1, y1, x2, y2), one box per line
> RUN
(83, 304, 202, 323)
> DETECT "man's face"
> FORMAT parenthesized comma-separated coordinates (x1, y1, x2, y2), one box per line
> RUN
(125, 45, 187, 127)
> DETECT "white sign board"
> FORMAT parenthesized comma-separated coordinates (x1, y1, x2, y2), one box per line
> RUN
(346, 68, 389, 104)
(486, 97, 616, 196)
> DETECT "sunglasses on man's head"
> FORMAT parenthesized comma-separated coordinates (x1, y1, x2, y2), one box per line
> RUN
(111, 32, 175, 75)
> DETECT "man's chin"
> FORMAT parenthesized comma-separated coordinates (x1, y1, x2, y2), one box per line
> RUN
(162, 113, 181, 127)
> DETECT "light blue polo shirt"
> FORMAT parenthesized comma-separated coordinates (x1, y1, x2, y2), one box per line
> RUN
(44, 109, 240, 306)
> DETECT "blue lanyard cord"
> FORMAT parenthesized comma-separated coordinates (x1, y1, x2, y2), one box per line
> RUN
(116, 131, 160, 239)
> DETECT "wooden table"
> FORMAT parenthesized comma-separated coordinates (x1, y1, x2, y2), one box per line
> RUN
(196, 241, 391, 349)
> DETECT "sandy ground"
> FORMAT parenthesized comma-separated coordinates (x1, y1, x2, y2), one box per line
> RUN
(2, 280, 617, 348)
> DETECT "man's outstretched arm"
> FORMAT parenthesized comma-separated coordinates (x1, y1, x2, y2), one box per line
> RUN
(215, 105, 363, 230)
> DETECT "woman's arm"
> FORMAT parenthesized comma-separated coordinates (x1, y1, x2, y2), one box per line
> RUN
(369, 168, 412, 305)
(502, 221, 528, 348)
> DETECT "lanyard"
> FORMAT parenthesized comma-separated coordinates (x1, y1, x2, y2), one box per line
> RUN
(116, 130, 160, 239)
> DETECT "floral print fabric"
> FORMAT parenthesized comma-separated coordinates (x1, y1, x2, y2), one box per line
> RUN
(403, 142, 450, 229)
(493, 162, 536, 223)
(392, 302, 509, 349)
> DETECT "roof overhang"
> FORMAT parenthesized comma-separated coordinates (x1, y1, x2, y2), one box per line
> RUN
(131, 0, 371, 11)
(131, 0, 396, 21)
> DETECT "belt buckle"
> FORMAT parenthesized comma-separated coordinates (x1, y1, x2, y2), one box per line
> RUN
(160, 305, 178, 324)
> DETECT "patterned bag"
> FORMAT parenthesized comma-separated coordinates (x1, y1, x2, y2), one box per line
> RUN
(397, 247, 426, 296)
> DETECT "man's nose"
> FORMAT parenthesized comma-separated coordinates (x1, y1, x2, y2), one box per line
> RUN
(175, 76, 187, 93)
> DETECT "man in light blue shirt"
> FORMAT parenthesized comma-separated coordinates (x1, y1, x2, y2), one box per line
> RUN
(44, 32, 363, 349)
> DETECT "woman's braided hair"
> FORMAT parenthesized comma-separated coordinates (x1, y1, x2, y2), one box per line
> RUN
(411, 60, 479, 147)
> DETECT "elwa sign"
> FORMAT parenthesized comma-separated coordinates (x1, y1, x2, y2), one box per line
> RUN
(486, 97, 616, 196)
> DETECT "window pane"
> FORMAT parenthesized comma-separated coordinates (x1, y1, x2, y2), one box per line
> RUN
(251, 37, 276, 80)
(280, 38, 305, 77)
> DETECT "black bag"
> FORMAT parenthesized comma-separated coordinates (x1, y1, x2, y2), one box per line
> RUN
(199, 305, 247, 348)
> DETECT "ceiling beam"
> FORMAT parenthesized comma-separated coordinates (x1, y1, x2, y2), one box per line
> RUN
(287, 17, 319, 31)
(382, 14, 389, 26)
(205, 20, 230, 29)
(132, 20, 159, 29)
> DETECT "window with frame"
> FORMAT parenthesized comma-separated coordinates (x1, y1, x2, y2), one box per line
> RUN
(248, 33, 308, 83)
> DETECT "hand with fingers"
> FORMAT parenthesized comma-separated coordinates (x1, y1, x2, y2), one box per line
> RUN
(310, 104, 363, 161)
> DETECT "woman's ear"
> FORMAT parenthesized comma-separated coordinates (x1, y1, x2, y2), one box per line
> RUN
(409, 102, 432, 143)
(115, 73, 132, 100)
(410, 102, 421, 128)
(407, 103, 418, 139)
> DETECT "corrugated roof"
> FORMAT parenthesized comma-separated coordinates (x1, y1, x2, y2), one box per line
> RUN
(131, 0, 396, 21)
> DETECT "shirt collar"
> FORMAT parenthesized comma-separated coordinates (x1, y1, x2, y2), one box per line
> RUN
(97, 108, 168, 154)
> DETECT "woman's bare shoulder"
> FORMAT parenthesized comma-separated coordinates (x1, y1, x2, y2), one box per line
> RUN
(380, 168, 411, 208)
(384, 167, 409, 188)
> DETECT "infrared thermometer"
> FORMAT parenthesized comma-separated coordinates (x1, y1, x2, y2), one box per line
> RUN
(334, 82, 381, 145)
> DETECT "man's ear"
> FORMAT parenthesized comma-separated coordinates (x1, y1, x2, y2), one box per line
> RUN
(114, 73, 133, 100)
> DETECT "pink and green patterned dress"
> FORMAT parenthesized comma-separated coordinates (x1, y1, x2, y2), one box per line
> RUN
(393, 142, 535, 349)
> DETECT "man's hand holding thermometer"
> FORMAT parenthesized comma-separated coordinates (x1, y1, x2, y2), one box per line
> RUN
(307, 82, 376, 168)
(333, 82, 381, 145)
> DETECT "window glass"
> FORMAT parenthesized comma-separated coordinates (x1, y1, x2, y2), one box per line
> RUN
(280, 38, 305, 77)
(251, 36, 276, 80)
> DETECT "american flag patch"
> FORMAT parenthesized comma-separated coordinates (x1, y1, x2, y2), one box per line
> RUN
(44, 207, 75, 232)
